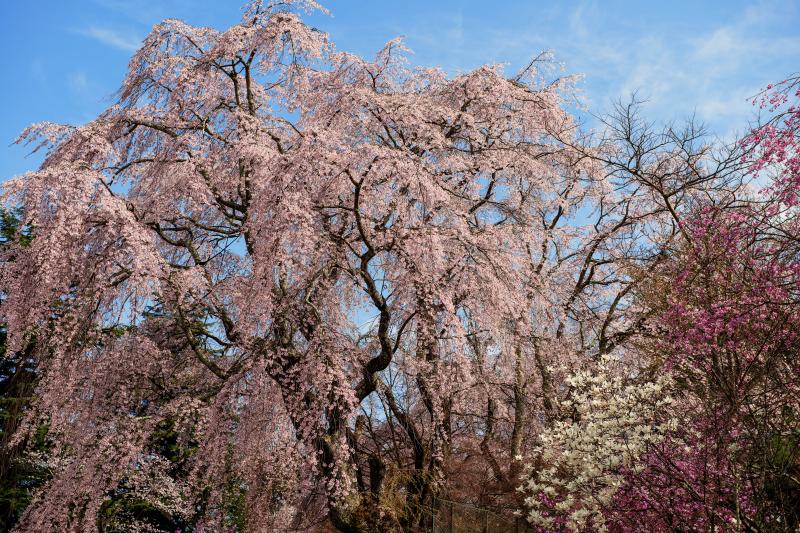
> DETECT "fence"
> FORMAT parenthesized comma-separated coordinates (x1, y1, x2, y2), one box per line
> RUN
(430, 499, 532, 533)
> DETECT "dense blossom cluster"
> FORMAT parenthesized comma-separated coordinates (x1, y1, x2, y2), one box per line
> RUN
(603, 202, 800, 530)
(743, 76, 800, 207)
(520, 356, 674, 531)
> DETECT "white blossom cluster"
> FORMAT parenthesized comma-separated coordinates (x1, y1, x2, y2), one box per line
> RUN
(519, 356, 675, 531)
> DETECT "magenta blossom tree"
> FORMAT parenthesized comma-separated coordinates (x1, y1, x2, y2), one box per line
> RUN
(606, 78, 800, 532)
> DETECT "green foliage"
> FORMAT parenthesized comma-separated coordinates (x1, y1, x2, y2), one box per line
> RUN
(0, 454, 49, 532)
(760, 430, 800, 529)
(149, 419, 199, 466)
(96, 420, 200, 532)
(0, 329, 50, 531)
(0, 209, 32, 247)
(0, 210, 47, 532)
(220, 447, 248, 532)
(97, 495, 185, 533)
(0, 325, 49, 532)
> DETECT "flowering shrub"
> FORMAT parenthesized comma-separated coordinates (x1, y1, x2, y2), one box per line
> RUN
(520, 356, 674, 532)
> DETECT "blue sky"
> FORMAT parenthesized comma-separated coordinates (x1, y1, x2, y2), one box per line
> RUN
(1, 0, 798, 180)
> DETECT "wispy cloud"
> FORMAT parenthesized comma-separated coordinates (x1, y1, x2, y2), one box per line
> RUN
(491, 0, 800, 136)
(90, 0, 176, 25)
(68, 72, 90, 94)
(620, 6, 799, 129)
(77, 26, 141, 52)
(30, 58, 47, 84)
